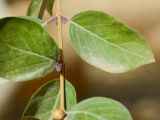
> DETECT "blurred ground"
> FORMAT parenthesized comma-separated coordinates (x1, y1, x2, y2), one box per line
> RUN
(0, 0, 160, 120)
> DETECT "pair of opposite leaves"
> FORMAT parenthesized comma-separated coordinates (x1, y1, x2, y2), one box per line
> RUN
(0, 11, 155, 83)
(22, 80, 132, 120)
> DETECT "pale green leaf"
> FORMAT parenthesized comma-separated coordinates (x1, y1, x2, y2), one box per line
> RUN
(70, 11, 155, 73)
(27, 0, 54, 17)
(0, 17, 59, 81)
(66, 97, 132, 120)
(22, 80, 77, 120)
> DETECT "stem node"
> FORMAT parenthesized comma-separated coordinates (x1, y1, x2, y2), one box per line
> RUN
(52, 109, 66, 120)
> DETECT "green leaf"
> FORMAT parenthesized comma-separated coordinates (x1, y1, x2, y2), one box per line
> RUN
(19, 16, 44, 25)
(27, 0, 54, 17)
(46, 0, 55, 15)
(0, 17, 59, 81)
(27, 0, 44, 17)
(22, 80, 77, 120)
(66, 97, 132, 120)
(70, 11, 155, 73)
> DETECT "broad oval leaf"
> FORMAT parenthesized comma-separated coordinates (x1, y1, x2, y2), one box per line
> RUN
(22, 80, 77, 120)
(66, 97, 132, 120)
(0, 17, 59, 81)
(27, 0, 54, 17)
(70, 11, 155, 73)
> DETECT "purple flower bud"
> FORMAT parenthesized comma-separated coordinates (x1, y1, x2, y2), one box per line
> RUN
(52, 16, 69, 26)
(56, 62, 62, 72)
(61, 16, 69, 24)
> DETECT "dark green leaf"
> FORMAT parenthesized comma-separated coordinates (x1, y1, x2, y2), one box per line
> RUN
(22, 80, 77, 120)
(0, 17, 59, 81)
(66, 97, 132, 120)
(70, 11, 155, 73)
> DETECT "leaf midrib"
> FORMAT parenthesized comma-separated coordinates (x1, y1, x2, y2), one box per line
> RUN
(71, 21, 148, 59)
(0, 42, 53, 61)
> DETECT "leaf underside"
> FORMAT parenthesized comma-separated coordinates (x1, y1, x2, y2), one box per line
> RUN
(22, 80, 77, 120)
(0, 17, 59, 81)
(70, 11, 155, 73)
(66, 97, 132, 120)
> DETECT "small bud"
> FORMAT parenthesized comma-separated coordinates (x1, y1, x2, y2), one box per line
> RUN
(61, 16, 69, 24)
(52, 109, 66, 120)
(56, 62, 63, 72)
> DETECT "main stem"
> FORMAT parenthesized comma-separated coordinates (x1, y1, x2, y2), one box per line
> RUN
(56, 0, 65, 111)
